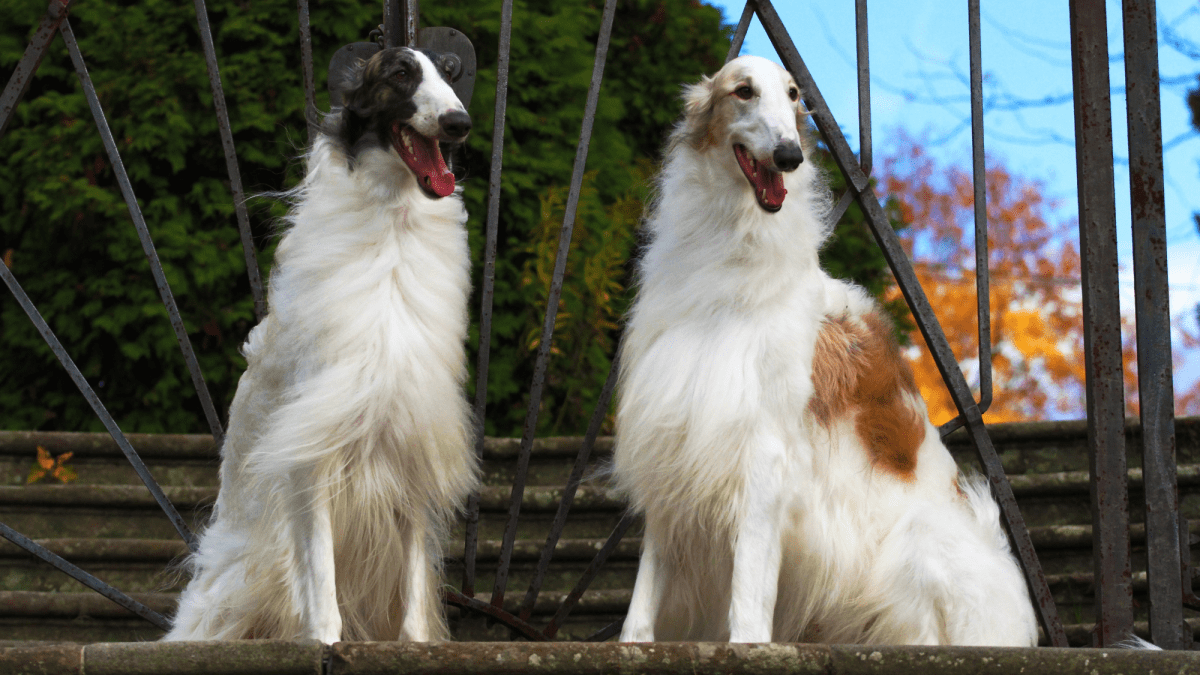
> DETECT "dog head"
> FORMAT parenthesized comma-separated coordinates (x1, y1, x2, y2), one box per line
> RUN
(330, 47, 471, 198)
(674, 56, 807, 213)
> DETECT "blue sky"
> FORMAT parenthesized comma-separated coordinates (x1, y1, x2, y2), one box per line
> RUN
(709, 0, 1200, 412)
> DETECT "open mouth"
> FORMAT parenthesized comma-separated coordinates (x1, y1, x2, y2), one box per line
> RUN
(392, 122, 456, 198)
(734, 144, 786, 212)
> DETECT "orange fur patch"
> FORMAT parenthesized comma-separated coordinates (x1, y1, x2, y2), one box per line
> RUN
(808, 311, 926, 480)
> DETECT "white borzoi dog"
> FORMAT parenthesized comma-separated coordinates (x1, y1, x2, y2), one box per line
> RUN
(613, 56, 1037, 646)
(165, 47, 478, 643)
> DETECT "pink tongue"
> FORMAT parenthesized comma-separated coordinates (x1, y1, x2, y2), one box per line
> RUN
(394, 124, 455, 198)
(734, 145, 787, 211)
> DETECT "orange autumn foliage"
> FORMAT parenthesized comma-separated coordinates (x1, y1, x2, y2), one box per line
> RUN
(879, 137, 1199, 424)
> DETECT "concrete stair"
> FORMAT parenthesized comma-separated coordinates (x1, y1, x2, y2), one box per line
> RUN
(1, 419, 1198, 644)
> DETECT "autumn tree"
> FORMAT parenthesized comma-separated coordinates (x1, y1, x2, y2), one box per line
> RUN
(881, 135, 1200, 423)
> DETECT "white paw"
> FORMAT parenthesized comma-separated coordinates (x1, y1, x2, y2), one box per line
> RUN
(620, 622, 655, 642)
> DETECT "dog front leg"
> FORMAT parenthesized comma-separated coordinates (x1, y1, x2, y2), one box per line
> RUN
(620, 517, 666, 642)
(289, 472, 342, 643)
(400, 522, 435, 641)
(727, 436, 786, 643)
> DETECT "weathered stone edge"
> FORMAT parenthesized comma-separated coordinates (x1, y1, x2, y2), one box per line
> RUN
(1, 642, 1198, 675)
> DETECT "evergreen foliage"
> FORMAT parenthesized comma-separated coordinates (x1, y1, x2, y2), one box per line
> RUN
(1, 0, 895, 437)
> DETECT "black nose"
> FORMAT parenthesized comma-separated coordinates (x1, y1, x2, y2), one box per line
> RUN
(439, 110, 471, 140)
(773, 142, 804, 172)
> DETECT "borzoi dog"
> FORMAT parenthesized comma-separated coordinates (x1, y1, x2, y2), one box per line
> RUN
(165, 47, 477, 643)
(613, 56, 1037, 646)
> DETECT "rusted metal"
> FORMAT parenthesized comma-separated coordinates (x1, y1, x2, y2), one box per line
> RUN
(968, 0, 992, 416)
(1067, 0, 1134, 647)
(192, 0, 267, 322)
(519, 354, 622, 622)
(726, 1, 755, 64)
(60, 19, 226, 449)
(0, 263, 197, 550)
(1121, 0, 1185, 650)
(0, 0, 69, 140)
(0, 522, 170, 630)
(543, 512, 636, 639)
(463, 0, 515, 600)
(442, 590, 548, 642)
(298, 0, 317, 140)
(382, 0, 402, 49)
(750, 0, 1068, 647)
(491, 0, 619, 610)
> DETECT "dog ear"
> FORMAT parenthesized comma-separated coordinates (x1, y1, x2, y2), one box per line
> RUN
(677, 75, 717, 149)
(338, 59, 378, 118)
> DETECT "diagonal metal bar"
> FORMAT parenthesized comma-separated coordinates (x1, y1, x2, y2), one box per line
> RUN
(298, 0, 317, 140)
(463, 0, 515, 600)
(490, 0, 619, 609)
(1068, 0, 1133, 647)
(542, 512, 636, 639)
(442, 590, 547, 641)
(0, 522, 170, 630)
(518, 351, 621, 621)
(585, 620, 623, 642)
(725, 1, 755, 64)
(192, 0, 266, 322)
(751, 0, 1068, 647)
(0, 262, 197, 551)
(60, 19, 225, 448)
(0, 0, 68, 140)
(1121, 0, 1184, 650)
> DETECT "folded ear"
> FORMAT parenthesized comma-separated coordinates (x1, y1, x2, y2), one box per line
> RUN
(678, 75, 717, 147)
(338, 59, 378, 117)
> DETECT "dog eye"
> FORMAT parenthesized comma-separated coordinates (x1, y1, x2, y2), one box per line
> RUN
(395, 67, 409, 81)
(789, 87, 799, 102)
(733, 86, 754, 100)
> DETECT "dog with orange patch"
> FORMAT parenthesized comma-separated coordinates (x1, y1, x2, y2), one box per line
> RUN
(613, 56, 1037, 645)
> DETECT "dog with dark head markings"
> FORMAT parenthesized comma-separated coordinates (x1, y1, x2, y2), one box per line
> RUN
(614, 55, 1037, 645)
(165, 46, 477, 643)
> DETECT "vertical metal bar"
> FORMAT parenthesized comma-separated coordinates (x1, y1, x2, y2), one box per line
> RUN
(541, 512, 636, 639)
(726, 1, 755, 64)
(518, 351, 621, 621)
(0, 0, 69, 140)
(192, 0, 267, 322)
(855, 0, 871, 175)
(751, 0, 1068, 647)
(382, 0, 402, 49)
(404, 0, 419, 47)
(60, 19, 226, 448)
(968, 0, 992, 415)
(491, 0, 619, 609)
(298, 0, 317, 141)
(0, 262, 197, 550)
(463, 0, 515, 599)
(1122, 0, 1185, 649)
(1068, 0, 1134, 646)
(0, 522, 171, 630)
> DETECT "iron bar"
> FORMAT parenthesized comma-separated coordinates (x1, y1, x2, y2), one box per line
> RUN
(490, 0, 619, 610)
(0, 0, 68, 140)
(192, 0, 267, 322)
(586, 620, 624, 642)
(542, 512, 637, 639)
(442, 590, 548, 641)
(298, 0, 317, 141)
(1122, 0, 1185, 650)
(518, 352, 621, 621)
(726, 1, 755, 64)
(854, 0, 871, 175)
(830, 189, 855, 226)
(60, 19, 226, 448)
(1067, 0, 1134, 646)
(968, 0, 992, 416)
(0, 262, 197, 551)
(463, 0, 515, 599)
(751, 0, 1068, 647)
(0, 522, 171, 630)
(382, 0, 402, 49)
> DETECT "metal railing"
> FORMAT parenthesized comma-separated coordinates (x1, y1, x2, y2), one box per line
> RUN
(0, 0, 1193, 649)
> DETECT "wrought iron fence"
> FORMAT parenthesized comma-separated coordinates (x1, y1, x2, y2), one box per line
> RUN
(0, 0, 1194, 649)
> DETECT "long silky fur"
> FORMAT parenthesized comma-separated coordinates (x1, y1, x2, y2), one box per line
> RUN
(165, 132, 477, 641)
(614, 57, 1037, 646)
